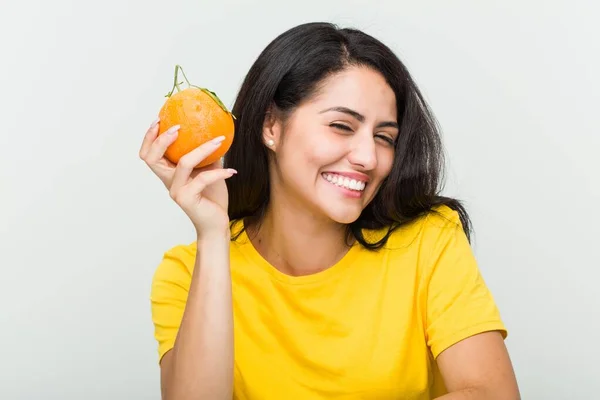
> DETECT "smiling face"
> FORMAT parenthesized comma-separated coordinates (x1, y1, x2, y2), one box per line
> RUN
(264, 66, 398, 224)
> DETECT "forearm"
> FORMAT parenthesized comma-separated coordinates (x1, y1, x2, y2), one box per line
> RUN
(434, 388, 482, 399)
(435, 387, 519, 400)
(166, 231, 234, 400)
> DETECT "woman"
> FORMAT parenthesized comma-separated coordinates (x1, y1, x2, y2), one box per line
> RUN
(141, 22, 520, 399)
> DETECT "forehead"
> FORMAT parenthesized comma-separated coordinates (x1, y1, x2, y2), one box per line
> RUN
(308, 66, 397, 120)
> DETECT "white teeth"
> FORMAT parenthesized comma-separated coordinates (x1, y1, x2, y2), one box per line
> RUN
(322, 173, 366, 191)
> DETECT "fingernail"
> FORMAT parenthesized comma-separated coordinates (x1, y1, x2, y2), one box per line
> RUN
(167, 125, 180, 135)
(151, 118, 160, 127)
(227, 169, 237, 174)
(212, 135, 226, 144)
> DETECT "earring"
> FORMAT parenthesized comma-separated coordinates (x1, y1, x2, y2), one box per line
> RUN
(266, 139, 275, 147)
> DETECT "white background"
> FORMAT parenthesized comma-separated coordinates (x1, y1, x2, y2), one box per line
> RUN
(1, 0, 598, 398)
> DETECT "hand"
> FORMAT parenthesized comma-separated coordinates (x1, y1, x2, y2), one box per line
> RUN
(139, 118, 236, 237)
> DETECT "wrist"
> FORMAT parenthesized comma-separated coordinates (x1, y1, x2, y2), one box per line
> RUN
(196, 225, 231, 244)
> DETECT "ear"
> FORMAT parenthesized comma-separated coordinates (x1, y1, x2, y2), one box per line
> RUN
(262, 106, 282, 150)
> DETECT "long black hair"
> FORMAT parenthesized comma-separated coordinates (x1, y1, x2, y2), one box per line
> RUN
(224, 22, 472, 249)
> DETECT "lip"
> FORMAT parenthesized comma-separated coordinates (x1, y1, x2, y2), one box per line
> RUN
(321, 171, 370, 183)
(321, 175, 364, 199)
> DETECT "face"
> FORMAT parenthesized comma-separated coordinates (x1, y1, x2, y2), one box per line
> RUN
(264, 66, 398, 224)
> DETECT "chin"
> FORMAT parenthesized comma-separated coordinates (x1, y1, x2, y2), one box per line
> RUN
(323, 206, 363, 225)
(314, 180, 372, 225)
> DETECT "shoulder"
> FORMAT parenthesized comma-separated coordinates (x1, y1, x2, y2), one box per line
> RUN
(416, 204, 465, 247)
(152, 224, 248, 287)
(151, 241, 198, 292)
(422, 204, 463, 227)
(362, 205, 474, 285)
(374, 204, 465, 251)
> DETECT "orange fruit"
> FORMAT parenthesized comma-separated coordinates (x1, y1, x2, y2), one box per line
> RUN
(157, 65, 235, 168)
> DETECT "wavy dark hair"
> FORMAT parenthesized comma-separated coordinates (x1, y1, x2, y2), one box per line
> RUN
(224, 22, 472, 249)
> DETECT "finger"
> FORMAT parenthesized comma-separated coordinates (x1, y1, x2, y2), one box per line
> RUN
(170, 136, 226, 192)
(177, 168, 237, 204)
(149, 159, 177, 188)
(144, 125, 180, 164)
(139, 118, 160, 159)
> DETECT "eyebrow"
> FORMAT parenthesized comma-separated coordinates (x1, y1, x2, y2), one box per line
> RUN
(319, 106, 399, 129)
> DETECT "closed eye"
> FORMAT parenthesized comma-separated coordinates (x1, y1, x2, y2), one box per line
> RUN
(375, 134, 395, 146)
(330, 123, 396, 146)
(330, 123, 353, 132)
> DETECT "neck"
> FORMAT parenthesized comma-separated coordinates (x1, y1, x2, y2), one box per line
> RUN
(247, 195, 352, 277)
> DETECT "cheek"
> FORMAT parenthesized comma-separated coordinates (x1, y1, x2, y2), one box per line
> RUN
(283, 127, 341, 166)
(306, 144, 340, 166)
(376, 150, 395, 179)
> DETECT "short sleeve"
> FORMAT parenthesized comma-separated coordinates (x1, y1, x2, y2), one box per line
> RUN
(150, 244, 195, 363)
(422, 209, 507, 359)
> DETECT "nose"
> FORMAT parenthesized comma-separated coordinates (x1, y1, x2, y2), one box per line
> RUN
(347, 133, 378, 171)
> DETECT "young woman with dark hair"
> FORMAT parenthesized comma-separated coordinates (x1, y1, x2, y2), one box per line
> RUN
(141, 22, 519, 400)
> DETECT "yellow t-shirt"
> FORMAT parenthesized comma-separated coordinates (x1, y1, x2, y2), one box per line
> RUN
(150, 206, 507, 399)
